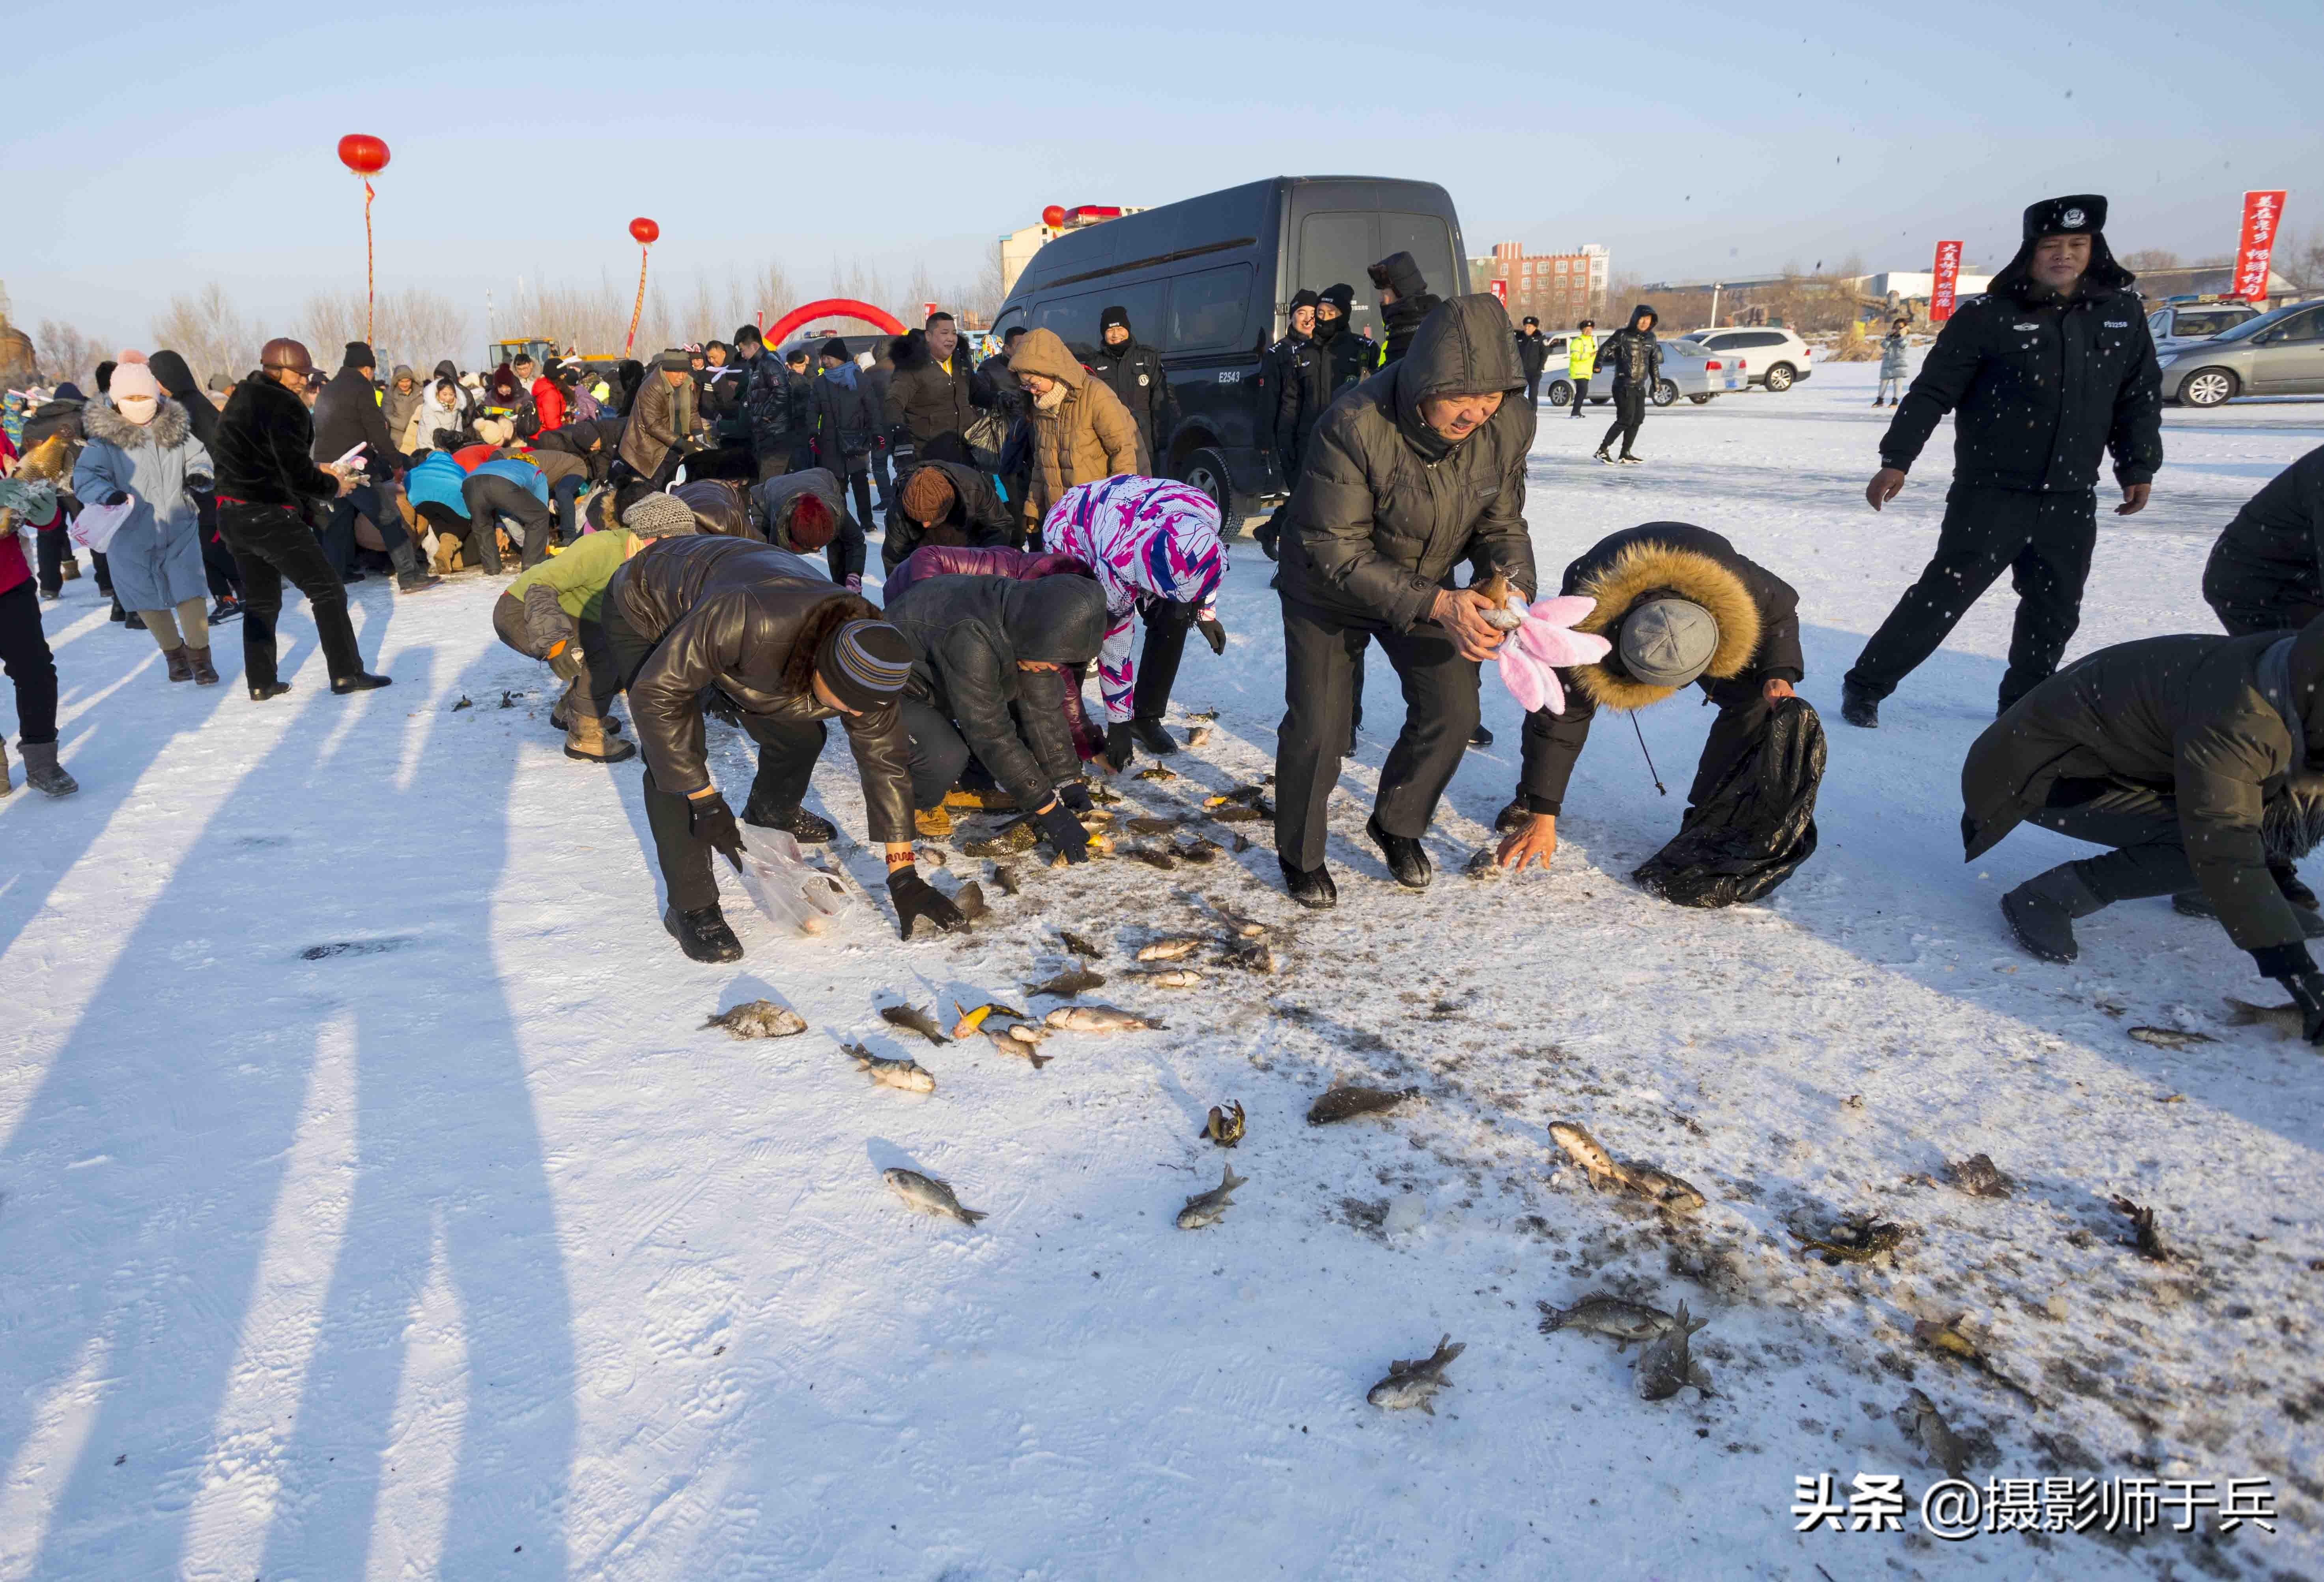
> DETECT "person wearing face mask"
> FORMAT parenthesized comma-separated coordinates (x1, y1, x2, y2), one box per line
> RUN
(1367, 252, 1443, 370)
(1252, 291, 1319, 563)
(1274, 283, 1373, 498)
(72, 354, 222, 685)
(1842, 195, 2162, 728)
(1272, 295, 1536, 907)
(1087, 306, 1169, 473)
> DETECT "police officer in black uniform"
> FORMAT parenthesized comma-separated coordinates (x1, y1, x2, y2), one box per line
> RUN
(1842, 194, 2163, 726)
(1089, 305, 1169, 471)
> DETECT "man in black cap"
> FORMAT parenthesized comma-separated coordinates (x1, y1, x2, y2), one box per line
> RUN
(1515, 316, 1549, 407)
(1367, 252, 1442, 369)
(1089, 305, 1169, 472)
(1842, 194, 2163, 727)
(809, 338, 878, 585)
(1274, 284, 1373, 496)
(310, 340, 439, 591)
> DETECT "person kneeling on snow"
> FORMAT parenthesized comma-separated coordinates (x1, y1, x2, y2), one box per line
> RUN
(606, 538, 960, 960)
(1962, 616, 2324, 1036)
(883, 572, 1108, 851)
(750, 466, 857, 580)
(1496, 523, 1803, 872)
(493, 491, 699, 763)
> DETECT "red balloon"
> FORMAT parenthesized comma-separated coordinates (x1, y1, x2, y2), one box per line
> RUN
(1041, 204, 1067, 229)
(337, 134, 389, 176)
(629, 217, 660, 246)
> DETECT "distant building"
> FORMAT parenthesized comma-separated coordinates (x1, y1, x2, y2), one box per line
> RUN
(1857, 270, 1995, 300)
(999, 205, 1147, 297)
(1469, 242, 1608, 326)
(2129, 263, 2303, 304)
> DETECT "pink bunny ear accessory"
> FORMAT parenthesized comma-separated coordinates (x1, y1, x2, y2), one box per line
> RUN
(1491, 597, 1612, 716)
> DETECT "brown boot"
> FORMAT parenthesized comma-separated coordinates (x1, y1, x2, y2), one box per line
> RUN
(60, 558, 81, 582)
(164, 645, 194, 683)
(187, 645, 220, 685)
(0, 739, 11, 796)
(563, 714, 637, 763)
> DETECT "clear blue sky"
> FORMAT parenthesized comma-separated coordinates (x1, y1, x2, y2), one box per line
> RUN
(11, 0, 2319, 344)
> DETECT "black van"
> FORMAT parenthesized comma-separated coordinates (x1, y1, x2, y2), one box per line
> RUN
(989, 175, 1470, 525)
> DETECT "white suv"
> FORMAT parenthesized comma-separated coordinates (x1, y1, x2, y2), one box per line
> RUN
(1678, 327, 1813, 391)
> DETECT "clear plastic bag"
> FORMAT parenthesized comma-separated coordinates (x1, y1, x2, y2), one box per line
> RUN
(732, 825, 853, 936)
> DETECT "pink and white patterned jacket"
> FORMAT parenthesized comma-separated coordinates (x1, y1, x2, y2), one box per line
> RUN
(1041, 475, 1227, 722)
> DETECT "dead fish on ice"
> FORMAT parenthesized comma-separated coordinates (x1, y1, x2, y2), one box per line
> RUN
(1207, 803, 1264, 824)
(1134, 764, 1177, 782)
(1219, 939, 1278, 974)
(1464, 847, 1500, 879)
(952, 881, 990, 922)
(961, 823, 1040, 857)
(1059, 929, 1105, 959)
(1212, 905, 1268, 938)
(1132, 967, 1204, 988)
(986, 1030, 1054, 1069)
(1043, 1004, 1162, 1033)
(1911, 1314, 2046, 1407)
(1633, 1300, 1710, 1401)
(951, 1000, 1029, 1039)
(1942, 1153, 2016, 1199)
(1199, 1102, 1246, 1147)
(1172, 838, 1222, 864)
(1307, 1084, 1419, 1125)
(1028, 966, 1106, 998)
(883, 1167, 986, 1225)
(1536, 1292, 1675, 1348)
(1136, 936, 1205, 962)
(1792, 1218, 1908, 1264)
(991, 863, 1022, 897)
(847, 1043, 936, 1093)
(1124, 844, 1177, 869)
(1902, 1388, 1969, 1479)
(878, 1004, 950, 1045)
(700, 1000, 808, 1039)
(2224, 996, 2304, 1037)
(1366, 1334, 1464, 1414)
(1125, 816, 1183, 836)
(1184, 724, 1213, 748)
(1547, 1121, 1707, 1212)
(2128, 1025, 2214, 1049)
(1175, 1161, 1247, 1228)
(2108, 1194, 2175, 1262)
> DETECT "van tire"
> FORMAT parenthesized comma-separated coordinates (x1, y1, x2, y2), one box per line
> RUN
(1177, 447, 1245, 534)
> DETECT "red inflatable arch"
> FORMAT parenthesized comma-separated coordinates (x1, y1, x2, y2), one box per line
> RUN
(762, 298, 906, 347)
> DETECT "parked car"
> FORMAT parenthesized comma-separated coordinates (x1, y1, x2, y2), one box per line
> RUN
(2147, 295, 2263, 358)
(1677, 326, 1813, 391)
(2160, 299, 2324, 408)
(1544, 333, 1747, 409)
(989, 175, 1471, 522)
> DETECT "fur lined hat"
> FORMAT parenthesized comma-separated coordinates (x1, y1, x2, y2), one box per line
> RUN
(1568, 537, 1761, 711)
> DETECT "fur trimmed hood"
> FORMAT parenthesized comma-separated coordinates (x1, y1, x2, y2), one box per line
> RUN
(81, 394, 191, 451)
(1568, 538, 1760, 711)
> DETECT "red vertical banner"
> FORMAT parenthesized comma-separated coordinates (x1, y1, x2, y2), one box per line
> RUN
(921, 300, 940, 321)
(1929, 240, 1964, 323)
(2234, 190, 2288, 306)
(1487, 278, 1507, 304)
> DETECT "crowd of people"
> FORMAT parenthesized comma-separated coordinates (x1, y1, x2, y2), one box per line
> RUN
(7, 192, 2324, 1040)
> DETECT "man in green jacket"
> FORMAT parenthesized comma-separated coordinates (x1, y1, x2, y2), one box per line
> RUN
(1963, 616, 2324, 1037)
(493, 491, 699, 760)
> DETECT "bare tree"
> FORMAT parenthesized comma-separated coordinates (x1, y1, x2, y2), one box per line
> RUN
(2121, 246, 2182, 273)
(906, 263, 940, 319)
(302, 287, 469, 372)
(150, 284, 260, 388)
(2274, 228, 2324, 290)
(34, 319, 103, 390)
(969, 240, 1007, 324)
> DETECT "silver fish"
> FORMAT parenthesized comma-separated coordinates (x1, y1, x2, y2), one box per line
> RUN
(878, 1004, 950, 1046)
(700, 999, 807, 1039)
(1133, 967, 1204, 988)
(1633, 1300, 1709, 1401)
(1548, 1121, 1629, 1191)
(1044, 1004, 1161, 1033)
(1184, 724, 1213, 748)
(1028, 966, 1106, 998)
(1213, 906, 1268, 938)
(1366, 1334, 1464, 1414)
(883, 1166, 986, 1225)
(1175, 1161, 1247, 1228)
(1136, 937, 1205, 962)
(1006, 1022, 1053, 1045)
(1537, 1292, 1675, 1348)
(2224, 996, 2303, 1037)
(986, 1030, 1053, 1069)
(1220, 938, 1278, 975)
(1904, 1388, 1968, 1478)
(2128, 1025, 2214, 1049)
(1058, 930, 1105, 960)
(847, 1043, 936, 1093)
(1942, 1153, 2015, 1199)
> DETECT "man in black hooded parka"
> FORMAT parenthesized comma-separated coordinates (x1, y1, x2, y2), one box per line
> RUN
(1843, 194, 2163, 726)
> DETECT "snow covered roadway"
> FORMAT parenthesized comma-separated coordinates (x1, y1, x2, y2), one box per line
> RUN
(4, 362, 2322, 1580)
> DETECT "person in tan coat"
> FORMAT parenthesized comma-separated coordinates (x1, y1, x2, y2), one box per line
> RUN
(1008, 328, 1140, 537)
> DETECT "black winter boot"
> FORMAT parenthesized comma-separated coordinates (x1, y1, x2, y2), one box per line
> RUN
(1278, 857, 1338, 910)
(22, 741, 78, 797)
(1130, 718, 1179, 757)
(665, 903, 743, 963)
(2001, 865, 2105, 963)
(1840, 681, 1881, 729)
(2276, 861, 2319, 911)
(1367, 815, 1432, 890)
(743, 796, 836, 843)
(1468, 722, 1495, 749)
(390, 539, 444, 593)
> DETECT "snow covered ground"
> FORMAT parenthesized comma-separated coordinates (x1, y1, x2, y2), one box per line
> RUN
(4, 362, 2322, 1581)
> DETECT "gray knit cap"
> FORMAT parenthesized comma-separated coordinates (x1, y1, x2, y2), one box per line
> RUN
(1618, 598, 1719, 689)
(622, 491, 699, 539)
(816, 619, 913, 712)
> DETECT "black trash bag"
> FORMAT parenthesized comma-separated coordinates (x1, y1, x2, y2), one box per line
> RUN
(1633, 696, 1826, 908)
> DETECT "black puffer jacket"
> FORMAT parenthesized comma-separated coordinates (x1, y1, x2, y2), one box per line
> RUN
(1514, 329, 1550, 379)
(531, 415, 622, 483)
(885, 573, 1106, 810)
(1594, 306, 1665, 388)
(1275, 322, 1375, 481)
(811, 365, 881, 473)
(1517, 523, 1804, 815)
(2204, 444, 2324, 620)
(311, 362, 406, 479)
(1279, 294, 1538, 629)
(613, 545, 910, 839)
(884, 334, 991, 449)
(1880, 254, 2161, 493)
(1962, 618, 2324, 974)
(149, 351, 220, 451)
(740, 348, 807, 458)
(1089, 336, 1169, 467)
(214, 375, 340, 507)
(881, 460, 1010, 575)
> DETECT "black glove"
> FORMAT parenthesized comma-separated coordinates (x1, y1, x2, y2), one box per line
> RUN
(1196, 612, 1226, 657)
(2280, 968, 2324, 1043)
(1057, 781, 1093, 815)
(1034, 799, 1092, 864)
(103, 491, 128, 507)
(889, 868, 966, 938)
(546, 638, 586, 682)
(687, 792, 743, 858)
(704, 688, 744, 728)
(1104, 721, 1134, 773)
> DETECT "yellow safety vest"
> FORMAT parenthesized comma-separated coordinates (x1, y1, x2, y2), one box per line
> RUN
(1568, 333, 1598, 379)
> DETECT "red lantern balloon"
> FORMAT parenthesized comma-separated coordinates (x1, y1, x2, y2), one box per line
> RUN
(337, 134, 390, 176)
(629, 217, 660, 246)
(1041, 204, 1067, 229)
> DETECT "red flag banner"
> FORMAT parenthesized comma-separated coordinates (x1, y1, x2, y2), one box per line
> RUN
(1487, 278, 1507, 304)
(1929, 240, 1964, 323)
(2234, 190, 2288, 306)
